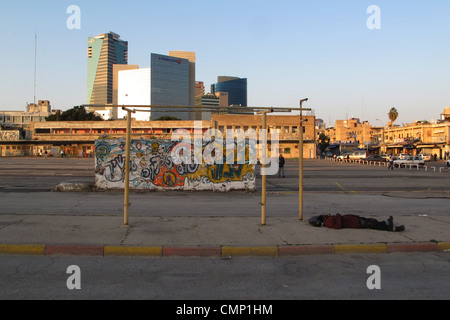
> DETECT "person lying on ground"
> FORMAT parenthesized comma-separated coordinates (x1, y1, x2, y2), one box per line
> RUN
(308, 214, 405, 232)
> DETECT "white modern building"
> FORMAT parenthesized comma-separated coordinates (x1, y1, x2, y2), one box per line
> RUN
(117, 68, 151, 121)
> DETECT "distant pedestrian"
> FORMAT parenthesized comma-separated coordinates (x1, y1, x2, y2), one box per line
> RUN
(61, 150, 65, 158)
(434, 153, 437, 161)
(44, 150, 47, 159)
(278, 154, 285, 178)
(388, 155, 394, 170)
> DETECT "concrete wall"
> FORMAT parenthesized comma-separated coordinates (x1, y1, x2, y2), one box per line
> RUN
(95, 138, 255, 191)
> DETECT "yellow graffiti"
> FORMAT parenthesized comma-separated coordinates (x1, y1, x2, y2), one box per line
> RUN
(186, 145, 255, 183)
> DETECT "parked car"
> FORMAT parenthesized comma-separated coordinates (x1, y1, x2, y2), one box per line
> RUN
(420, 153, 432, 161)
(349, 151, 367, 160)
(394, 156, 425, 168)
(398, 153, 410, 160)
(379, 154, 391, 162)
(362, 155, 387, 162)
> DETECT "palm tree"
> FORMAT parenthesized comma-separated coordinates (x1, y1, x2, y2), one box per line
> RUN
(388, 107, 399, 127)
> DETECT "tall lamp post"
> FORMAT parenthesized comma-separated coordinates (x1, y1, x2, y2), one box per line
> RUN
(299, 98, 308, 221)
(122, 106, 136, 227)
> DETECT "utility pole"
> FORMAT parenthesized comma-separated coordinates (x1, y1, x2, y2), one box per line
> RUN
(299, 98, 308, 221)
(260, 111, 270, 226)
(122, 107, 136, 227)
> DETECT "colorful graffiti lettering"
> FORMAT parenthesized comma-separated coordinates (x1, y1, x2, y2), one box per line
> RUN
(94, 139, 255, 191)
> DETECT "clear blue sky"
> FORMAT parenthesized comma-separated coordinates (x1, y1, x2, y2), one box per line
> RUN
(1, 0, 449, 127)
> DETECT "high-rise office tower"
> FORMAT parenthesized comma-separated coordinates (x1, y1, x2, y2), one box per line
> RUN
(87, 32, 128, 105)
(211, 76, 247, 107)
(169, 51, 196, 119)
(195, 81, 205, 98)
(150, 53, 190, 120)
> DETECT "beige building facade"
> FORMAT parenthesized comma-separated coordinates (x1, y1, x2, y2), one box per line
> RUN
(169, 50, 196, 120)
(0, 114, 316, 159)
(324, 108, 450, 158)
(331, 118, 375, 147)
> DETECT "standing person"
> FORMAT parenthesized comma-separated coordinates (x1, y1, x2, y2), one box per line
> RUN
(388, 154, 394, 170)
(278, 154, 285, 178)
(44, 150, 48, 159)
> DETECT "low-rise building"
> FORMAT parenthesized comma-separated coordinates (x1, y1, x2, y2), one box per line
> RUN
(0, 113, 316, 159)
(380, 120, 450, 158)
(324, 107, 450, 158)
(0, 100, 52, 139)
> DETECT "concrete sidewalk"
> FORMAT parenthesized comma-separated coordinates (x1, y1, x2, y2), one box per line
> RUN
(0, 204, 449, 257)
(2, 158, 450, 257)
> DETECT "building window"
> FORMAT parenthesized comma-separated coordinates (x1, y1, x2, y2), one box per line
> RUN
(35, 129, 51, 134)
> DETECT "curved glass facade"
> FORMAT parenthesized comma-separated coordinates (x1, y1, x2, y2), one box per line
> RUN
(211, 78, 247, 107)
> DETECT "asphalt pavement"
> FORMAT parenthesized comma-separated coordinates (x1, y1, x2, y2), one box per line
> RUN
(0, 157, 449, 257)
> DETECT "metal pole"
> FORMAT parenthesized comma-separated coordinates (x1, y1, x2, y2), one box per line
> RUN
(261, 112, 267, 226)
(123, 108, 134, 227)
(299, 98, 308, 221)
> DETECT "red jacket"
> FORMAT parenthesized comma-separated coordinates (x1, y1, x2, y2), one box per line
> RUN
(323, 214, 360, 229)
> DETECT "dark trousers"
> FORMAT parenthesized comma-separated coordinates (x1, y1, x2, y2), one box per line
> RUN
(359, 217, 390, 231)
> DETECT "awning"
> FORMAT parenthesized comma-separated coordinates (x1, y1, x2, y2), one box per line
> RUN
(417, 145, 437, 148)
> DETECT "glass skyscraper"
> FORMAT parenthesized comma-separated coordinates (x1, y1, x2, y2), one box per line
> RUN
(211, 77, 247, 107)
(150, 53, 190, 120)
(87, 32, 128, 105)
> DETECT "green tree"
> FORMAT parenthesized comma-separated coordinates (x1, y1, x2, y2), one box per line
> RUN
(45, 106, 103, 121)
(154, 116, 181, 121)
(317, 133, 330, 153)
(388, 107, 399, 127)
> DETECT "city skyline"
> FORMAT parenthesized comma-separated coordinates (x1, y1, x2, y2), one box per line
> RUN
(0, 0, 449, 127)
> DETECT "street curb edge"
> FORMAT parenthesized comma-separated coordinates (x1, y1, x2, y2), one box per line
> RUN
(0, 242, 449, 257)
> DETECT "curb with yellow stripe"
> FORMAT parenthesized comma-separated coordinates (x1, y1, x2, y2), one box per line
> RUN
(0, 242, 449, 257)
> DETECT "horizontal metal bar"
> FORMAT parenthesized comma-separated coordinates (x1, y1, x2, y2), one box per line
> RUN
(83, 104, 312, 113)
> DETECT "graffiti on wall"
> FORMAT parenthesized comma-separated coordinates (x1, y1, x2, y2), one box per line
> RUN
(0, 131, 20, 141)
(94, 138, 255, 191)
